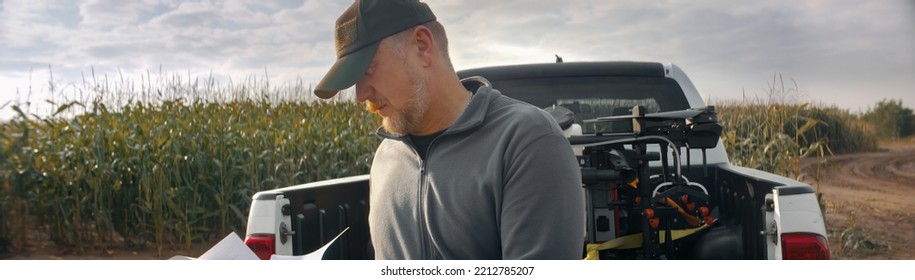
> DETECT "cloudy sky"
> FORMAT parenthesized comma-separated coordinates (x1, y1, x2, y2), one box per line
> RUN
(2, 0, 913, 119)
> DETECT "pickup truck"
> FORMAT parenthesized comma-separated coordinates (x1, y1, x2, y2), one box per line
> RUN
(243, 61, 829, 260)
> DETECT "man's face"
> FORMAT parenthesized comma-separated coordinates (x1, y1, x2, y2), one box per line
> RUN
(355, 37, 429, 136)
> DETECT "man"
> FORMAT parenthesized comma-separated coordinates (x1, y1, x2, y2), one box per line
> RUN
(314, 0, 584, 260)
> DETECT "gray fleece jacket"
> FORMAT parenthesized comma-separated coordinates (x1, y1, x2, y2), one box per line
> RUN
(368, 86, 585, 260)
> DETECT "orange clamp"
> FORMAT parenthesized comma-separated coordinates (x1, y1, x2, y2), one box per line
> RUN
(699, 205, 710, 217)
(649, 218, 660, 229)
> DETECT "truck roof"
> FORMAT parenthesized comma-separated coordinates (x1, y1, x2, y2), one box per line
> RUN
(457, 61, 667, 80)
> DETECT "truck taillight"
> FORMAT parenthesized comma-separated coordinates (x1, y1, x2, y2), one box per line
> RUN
(781, 233, 830, 260)
(244, 234, 275, 260)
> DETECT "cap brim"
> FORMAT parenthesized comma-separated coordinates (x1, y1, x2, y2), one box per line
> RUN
(314, 42, 379, 99)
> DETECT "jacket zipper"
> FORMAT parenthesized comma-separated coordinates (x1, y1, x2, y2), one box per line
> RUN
(418, 158, 429, 259)
(417, 137, 440, 260)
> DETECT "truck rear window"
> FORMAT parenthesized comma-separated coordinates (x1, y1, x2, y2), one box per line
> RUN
(484, 76, 691, 134)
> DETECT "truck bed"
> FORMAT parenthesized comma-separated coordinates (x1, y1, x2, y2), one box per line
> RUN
(258, 163, 815, 259)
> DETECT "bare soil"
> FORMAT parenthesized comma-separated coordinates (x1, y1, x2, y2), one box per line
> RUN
(2, 235, 219, 260)
(801, 138, 915, 260)
(4, 140, 914, 260)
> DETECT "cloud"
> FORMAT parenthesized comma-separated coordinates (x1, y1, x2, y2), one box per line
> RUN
(77, 0, 165, 30)
(1, 0, 913, 115)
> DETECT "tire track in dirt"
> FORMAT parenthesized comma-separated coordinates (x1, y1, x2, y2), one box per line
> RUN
(803, 142, 915, 259)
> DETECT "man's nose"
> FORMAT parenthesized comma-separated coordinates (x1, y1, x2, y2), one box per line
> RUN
(355, 80, 372, 102)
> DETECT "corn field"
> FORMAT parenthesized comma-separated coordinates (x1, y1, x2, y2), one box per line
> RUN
(1, 73, 379, 255)
(1, 72, 880, 256)
(712, 75, 878, 182)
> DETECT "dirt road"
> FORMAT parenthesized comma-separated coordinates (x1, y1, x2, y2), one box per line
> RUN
(802, 140, 915, 259)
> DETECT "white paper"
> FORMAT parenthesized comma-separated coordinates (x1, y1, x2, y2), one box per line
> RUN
(168, 232, 259, 260)
(168, 227, 350, 260)
(270, 227, 349, 260)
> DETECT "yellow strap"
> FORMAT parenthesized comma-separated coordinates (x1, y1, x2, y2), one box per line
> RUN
(583, 224, 709, 260)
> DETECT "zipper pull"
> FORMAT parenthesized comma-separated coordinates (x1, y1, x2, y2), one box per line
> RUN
(420, 162, 426, 174)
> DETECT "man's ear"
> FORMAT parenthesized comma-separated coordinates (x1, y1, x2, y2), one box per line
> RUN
(411, 26, 435, 67)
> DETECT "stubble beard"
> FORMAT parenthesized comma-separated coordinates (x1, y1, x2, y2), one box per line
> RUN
(368, 71, 428, 137)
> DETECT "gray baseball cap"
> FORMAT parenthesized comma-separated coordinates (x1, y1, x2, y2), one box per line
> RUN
(314, 0, 436, 99)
